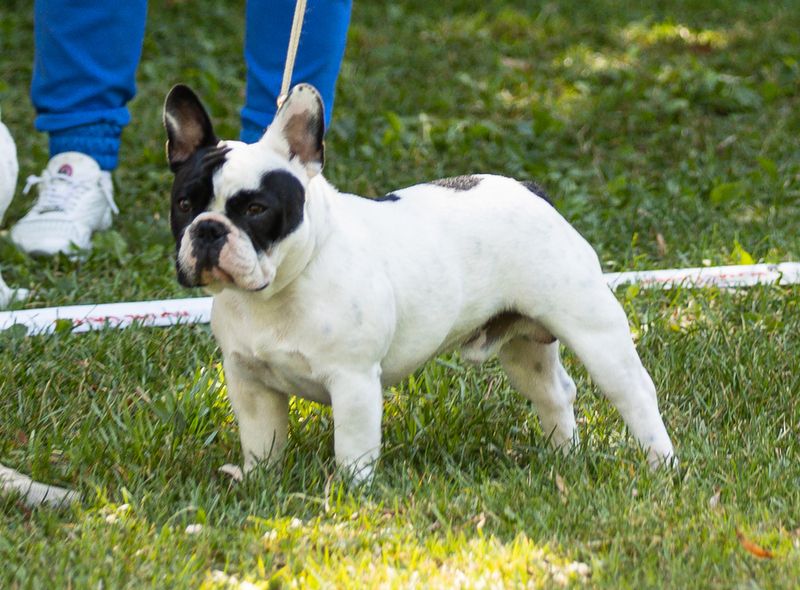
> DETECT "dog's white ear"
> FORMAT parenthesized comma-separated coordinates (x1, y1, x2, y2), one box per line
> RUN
(262, 84, 325, 177)
(164, 85, 218, 172)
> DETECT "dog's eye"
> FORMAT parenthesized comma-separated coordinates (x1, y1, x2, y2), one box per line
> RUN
(176, 198, 191, 213)
(246, 203, 266, 216)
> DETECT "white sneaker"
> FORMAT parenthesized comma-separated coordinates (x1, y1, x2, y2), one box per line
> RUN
(10, 152, 118, 256)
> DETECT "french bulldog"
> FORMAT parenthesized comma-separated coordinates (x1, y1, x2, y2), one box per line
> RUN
(163, 83, 675, 482)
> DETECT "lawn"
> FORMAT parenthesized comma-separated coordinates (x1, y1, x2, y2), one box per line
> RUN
(1, 0, 799, 587)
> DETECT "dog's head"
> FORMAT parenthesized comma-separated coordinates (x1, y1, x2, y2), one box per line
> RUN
(163, 84, 325, 293)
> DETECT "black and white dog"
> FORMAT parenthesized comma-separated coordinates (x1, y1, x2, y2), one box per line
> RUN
(163, 84, 675, 482)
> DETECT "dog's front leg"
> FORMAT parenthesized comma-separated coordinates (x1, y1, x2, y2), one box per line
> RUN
(225, 364, 289, 473)
(328, 367, 384, 483)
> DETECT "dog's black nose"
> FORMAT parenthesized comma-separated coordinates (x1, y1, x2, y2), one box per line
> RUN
(193, 219, 229, 243)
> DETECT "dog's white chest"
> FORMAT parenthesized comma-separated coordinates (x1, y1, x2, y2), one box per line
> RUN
(230, 348, 330, 404)
(212, 299, 332, 404)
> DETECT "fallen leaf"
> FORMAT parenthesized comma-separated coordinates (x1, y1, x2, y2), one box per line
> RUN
(656, 233, 668, 257)
(555, 473, 568, 503)
(134, 387, 152, 404)
(736, 529, 774, 559)
(473, 511, 486, 530)
(500, 57, 531, 71)
(323, 472, 334, 514)
(710, 182, 744, 205)
(708, 489, 722, 509)
(731, 240, 755, 265)
(715, 134, 737, 151)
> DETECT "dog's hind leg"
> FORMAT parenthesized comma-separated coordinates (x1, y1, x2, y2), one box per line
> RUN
(541, 284, 675, 467)
(499, 336, 578, 450)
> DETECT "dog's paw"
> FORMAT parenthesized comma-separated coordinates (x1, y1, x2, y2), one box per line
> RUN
(218, 463, 244, 482)
(342, 462, 374, 487)
(647, 444, 678, 471)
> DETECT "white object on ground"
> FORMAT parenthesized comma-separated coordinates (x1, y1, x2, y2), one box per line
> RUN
(0, 462, 78, 508)
(605, 262, 800, 290)
(0, 295, 213, 335)
(10, 151, 117, 256)
(1, 262, 799, 336)
(0, 115, 30, 307)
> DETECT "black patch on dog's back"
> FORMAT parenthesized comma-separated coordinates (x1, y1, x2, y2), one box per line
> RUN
(373, 193, 401, 202)
(430, 175, 482, 191)
(520, 180, 554, 207)
(226, 170, 305, 252)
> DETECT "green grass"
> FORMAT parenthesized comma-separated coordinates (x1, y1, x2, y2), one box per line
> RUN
(1, 0, 799, 587)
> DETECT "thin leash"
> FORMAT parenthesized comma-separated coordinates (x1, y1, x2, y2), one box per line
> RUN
(277, 0, 307, 108)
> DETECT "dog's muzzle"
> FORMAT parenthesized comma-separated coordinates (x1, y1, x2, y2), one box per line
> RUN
(193, 219, 229, 262)
(177, 215, 270, 291)
(189, 219, 229, 284)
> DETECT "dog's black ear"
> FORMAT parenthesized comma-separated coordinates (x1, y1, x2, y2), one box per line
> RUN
(262, 84, 325, 177)
(163, 84, 218, 172)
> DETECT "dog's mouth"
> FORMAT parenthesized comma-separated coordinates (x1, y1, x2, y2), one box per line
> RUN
(181, 256, 270, 293)
(202, 266, 235, 285)
(192, 266, 270, 292)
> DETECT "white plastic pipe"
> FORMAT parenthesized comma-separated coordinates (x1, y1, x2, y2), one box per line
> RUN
(1, 263, 799, 336)
(604, 261, 800, 290)
(0, 296, 212, 335)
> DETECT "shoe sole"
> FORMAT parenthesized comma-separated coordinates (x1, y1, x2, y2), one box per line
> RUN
(12, 205, 115, 256)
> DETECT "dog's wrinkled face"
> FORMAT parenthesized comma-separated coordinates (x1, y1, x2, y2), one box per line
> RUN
(163, 84, 325, 293)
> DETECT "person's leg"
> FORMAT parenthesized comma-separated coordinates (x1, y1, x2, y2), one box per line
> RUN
(13, 0, 147, 255)
(31, 0, 148, 171)
(241, 0, 351, 143)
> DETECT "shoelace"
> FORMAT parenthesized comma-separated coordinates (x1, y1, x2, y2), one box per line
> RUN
(23, 169, 119, 215)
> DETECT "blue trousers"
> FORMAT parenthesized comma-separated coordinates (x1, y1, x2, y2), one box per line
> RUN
(32, 0, 351, 170)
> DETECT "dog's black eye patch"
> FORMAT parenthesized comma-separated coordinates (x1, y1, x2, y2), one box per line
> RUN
(170, 145, 231, 241)
(226, 170, 305, 251)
